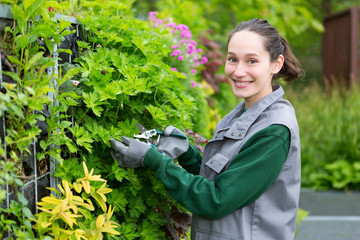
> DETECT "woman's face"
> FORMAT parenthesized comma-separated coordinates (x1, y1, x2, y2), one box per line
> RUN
(225, 30, 283, 109)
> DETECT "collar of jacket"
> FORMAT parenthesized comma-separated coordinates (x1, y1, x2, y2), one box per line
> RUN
(215, 85, 285, 141)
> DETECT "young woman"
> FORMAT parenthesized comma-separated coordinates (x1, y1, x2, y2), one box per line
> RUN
(110, 18, 303, 240)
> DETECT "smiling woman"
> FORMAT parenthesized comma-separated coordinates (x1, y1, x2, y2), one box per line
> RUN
(225, 19, 302, 108)
(109, 18, 305, 240)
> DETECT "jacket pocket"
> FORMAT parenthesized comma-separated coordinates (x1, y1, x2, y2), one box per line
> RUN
(205, 152, 231, 174)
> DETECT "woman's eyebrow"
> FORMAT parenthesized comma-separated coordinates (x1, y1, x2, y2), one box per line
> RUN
(227, 51, 260, 57)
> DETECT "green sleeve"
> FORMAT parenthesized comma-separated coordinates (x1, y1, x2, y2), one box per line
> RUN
(177, 145, 202, 175)
(143, 124, 290, 220)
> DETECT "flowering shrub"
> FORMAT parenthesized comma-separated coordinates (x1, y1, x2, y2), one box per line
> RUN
(148, 11, 208, 89)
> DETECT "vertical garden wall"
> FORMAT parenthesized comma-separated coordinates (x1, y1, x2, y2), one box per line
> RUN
(0, 1, 219, 239)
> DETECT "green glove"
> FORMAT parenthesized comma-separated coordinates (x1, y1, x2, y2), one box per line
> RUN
(156, 126, 189, 159)
(109, 136, 151, 168)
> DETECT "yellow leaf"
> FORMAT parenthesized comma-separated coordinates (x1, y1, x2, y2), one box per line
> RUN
(72, 195, 84, 204)
(81, 179, 91, 194)
(92, 192, 107, 212)
(62, 180, 72, 197)
(106, 205, 115, 221)
(96, 214, 105, 229)
(60, 212, 81, 228)
(40, 196, 63, 205)
(82, 161, 89, 176)
(73, 182, 83, 193)
(58, 183, 65, 195)
(46, 187, 61, 196)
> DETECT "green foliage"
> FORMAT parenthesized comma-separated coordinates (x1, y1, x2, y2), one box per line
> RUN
(286, 83, 360, 190)
(0, 160, 36, 239)
(6, 1, 210, 239)
(295, 208, 309, 237)
(33, 161, 120, 239)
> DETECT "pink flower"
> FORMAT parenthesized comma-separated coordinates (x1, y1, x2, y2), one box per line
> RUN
(178, 55, 184, 61)
(72, 80, 80, 86)
(97, 44, 101, 48)
(191, 81, 196, 88)
(149, 11, 158, 17)
(182, 73, 187, 77)
(176, 24, 189, 31)
(187, 44, 195, 51)
(180, 30, 192, 38)
(171, 67, 178, 72)
(200, 56, 208, 64)
(171, 45, 180, 49)
(197, 48, 203, 53)
(166, 23, 177, 28)
(191, 69, 197, 74)
(171, 29, 176, 34)
(170, 50, 182, 57)
(154, 19, 163, 24)
(190, 40, 198, 46)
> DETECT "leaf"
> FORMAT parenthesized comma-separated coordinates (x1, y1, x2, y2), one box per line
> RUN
(128, 197, 146, 218)
(146, 105, 167, 123)
(82, 92, 104, 117)
(59, 67, 81, 87)
(92, 192, 107, 212)
(1, 71, 21, 84)
(69, 124, 94, 153)
(6, 55, 22, 66)
(25, 51, 44, 72)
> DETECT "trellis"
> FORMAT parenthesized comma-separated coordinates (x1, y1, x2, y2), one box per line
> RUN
(0, 4, 82, 238)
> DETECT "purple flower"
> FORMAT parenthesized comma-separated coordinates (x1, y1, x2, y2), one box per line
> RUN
(190, 40, 198, 46)
(200, 56, 208, 64)
(149, 11, 158, 17)
(170, 49, 182, 57)
(73, 80, 80, 86)
(166, 23, 177, 28)
(154, 19, 163, 24)
(176, 24, 189, 31)
(191, 81, 196, 88)
(191, 69, 197, 74)
(178, 55, 184, 61)
(171, 45, 180, 49)
(171, 67, 178, 72)
(180, 30, 192, 38)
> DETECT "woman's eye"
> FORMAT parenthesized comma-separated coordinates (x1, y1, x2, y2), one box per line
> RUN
(248, 59, 257, 64)
(227, 57, 237, 62)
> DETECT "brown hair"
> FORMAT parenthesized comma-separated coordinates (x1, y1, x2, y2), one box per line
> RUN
(227, 18, 304, 81)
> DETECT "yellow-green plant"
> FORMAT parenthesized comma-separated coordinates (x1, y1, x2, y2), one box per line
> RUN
(32, 161, 120, 239)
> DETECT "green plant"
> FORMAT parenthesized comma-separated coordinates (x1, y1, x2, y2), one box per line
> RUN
(0, 159, 36, 239)
(51, 3, 202, 237)
(295, 208, 309, 237)
(285, 82, 360, 190)
(32, 161, 120, 239)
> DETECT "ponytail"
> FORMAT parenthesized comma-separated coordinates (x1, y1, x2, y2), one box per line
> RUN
(276, 36, 305, 81)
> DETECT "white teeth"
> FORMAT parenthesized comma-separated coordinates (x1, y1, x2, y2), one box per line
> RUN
(235, 81, 250, 85)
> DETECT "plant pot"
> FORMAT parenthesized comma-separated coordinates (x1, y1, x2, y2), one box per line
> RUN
(296, 188, 360, 240)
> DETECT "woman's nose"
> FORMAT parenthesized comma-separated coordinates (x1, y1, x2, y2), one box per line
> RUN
(234, 63, 246, 77)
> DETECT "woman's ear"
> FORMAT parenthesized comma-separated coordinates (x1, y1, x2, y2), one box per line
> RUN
(272, 55, 284, 74)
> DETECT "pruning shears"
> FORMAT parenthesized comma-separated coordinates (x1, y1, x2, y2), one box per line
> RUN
(134, 121, 186, 146)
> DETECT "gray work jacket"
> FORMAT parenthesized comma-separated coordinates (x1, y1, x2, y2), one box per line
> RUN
(191, 85, 301, 240)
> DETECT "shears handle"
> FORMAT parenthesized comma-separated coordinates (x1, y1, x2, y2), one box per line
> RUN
(155, 129, 187, 139)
